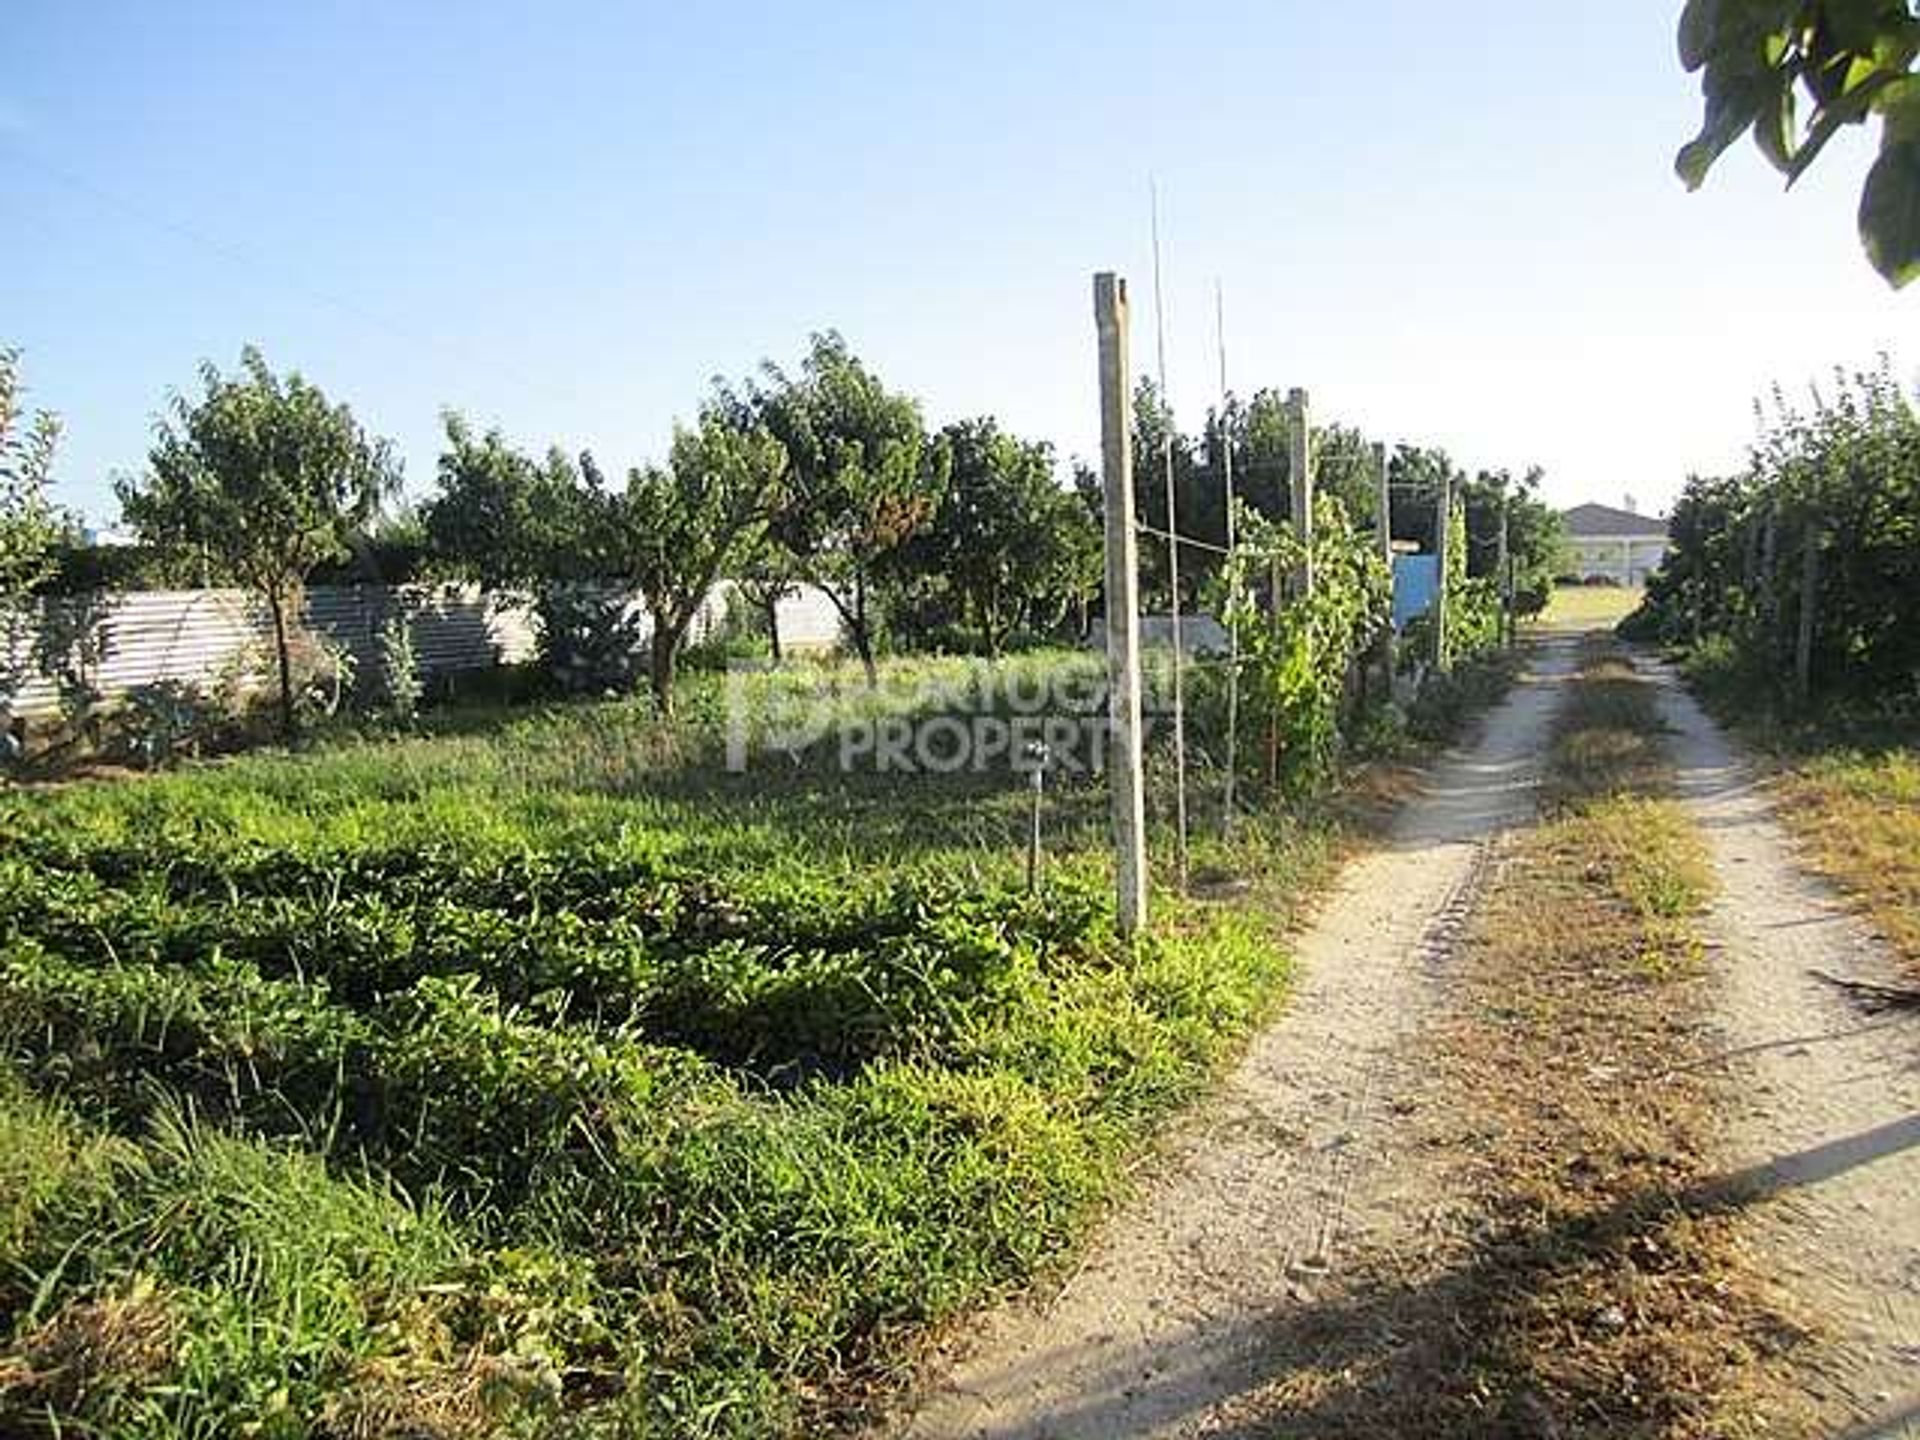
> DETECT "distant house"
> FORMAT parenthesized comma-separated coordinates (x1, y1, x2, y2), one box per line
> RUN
(1560, 502, 1670, 586)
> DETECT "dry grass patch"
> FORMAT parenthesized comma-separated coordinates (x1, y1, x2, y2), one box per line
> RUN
(1770, 748, 1920, 970)
(0, 1280, 179, 1422)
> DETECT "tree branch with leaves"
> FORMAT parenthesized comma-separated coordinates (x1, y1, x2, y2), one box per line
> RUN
(1677, 0, 1920, 286)
(0, 348, 68, 735)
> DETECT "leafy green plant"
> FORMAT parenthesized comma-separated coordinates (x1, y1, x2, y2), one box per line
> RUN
(0, 647, 1361, 1438)
(0, 349, 64, 611)
(1, 348, 67, 731)
(120, 680, 223, 768)
(29, 591, 111, 743)
(375, 612, 423, 723)
(532, 585, 641, 697)
(1212, 494, 1391, 796)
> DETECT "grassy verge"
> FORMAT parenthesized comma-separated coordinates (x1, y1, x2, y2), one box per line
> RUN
(1240, 643, 1812, 1437)
(3, 648, 1494, 1439)
(1769, 750, 1920, 963)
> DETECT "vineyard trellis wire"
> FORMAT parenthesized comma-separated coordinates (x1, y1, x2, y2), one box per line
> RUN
(1091, 266, 1518, 931)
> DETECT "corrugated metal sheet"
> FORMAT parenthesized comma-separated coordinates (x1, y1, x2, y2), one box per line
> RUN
(3, 581, 844, 719)
(768, 585, 840, 651)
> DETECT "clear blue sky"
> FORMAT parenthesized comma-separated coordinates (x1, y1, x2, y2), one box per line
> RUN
(5, 1, 1913, 526)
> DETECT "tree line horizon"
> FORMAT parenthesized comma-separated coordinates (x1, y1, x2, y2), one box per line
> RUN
(7, 337, 1565, 733)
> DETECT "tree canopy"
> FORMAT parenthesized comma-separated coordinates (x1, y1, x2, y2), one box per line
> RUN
(424, 414, 605, 590)
(425, 416, 643, 693)
(1626, 363, 1920, 700)
(893, 418, 1100, 655)
(118, 348, 396, 733)
(755, 332, 944, 683)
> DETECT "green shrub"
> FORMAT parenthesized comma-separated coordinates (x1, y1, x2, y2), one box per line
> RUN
(374, 612, 423, 722)
(1635, 363, 1920, 712)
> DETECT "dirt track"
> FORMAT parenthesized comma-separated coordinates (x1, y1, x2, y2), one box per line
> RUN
(886, 636, 1920, 1440)
(1654, 667, 1920, 1436)
(891, 637, 1584, 1439)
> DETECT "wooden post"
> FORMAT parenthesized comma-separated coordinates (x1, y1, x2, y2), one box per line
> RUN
(1095, 273, 1148, 938)
(1027, 757, 1045, 894)
(1735, 510, 1758, 606)
(1288, 387, 1314, 599)
(1760, 501, 1780, 661)
(1432, 473, 1450, 672)
(1495, 493, 1511, 647)
(1374, 441, 1394, 690)
(1793, 519, 1820, 708)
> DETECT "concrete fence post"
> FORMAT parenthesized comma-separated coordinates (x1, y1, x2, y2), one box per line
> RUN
(1288, 388, 1314, 600)
(1095, 272, 1148, 939)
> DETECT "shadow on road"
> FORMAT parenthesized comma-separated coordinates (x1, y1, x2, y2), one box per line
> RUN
(905, 1114, 1918, 1439)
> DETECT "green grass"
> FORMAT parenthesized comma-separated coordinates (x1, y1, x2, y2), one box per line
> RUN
(1532, 584, 1644, 633)
(0, 652, 1339, 1438)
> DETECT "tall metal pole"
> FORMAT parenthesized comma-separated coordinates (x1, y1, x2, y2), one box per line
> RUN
(1095, 273, 1148, 938)
(1217, 280, 1239, 841)
(1149, 185, 1188, 890)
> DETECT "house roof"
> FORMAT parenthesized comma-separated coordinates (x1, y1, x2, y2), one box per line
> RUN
(1561, 502, 1669, 538)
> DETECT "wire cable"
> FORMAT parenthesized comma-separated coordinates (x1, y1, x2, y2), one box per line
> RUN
(1149, 180, 1188, 890)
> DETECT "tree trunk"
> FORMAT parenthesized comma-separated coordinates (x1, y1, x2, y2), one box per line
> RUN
(650, 618, 686, 716)
(267, 588, 295, 739)
(764, 594, 783, 662)
(852, 570, 878, 687)
(850, 617, 878, 688)
(818, 577, 878, 687)
(985, 603, 1007, 660)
